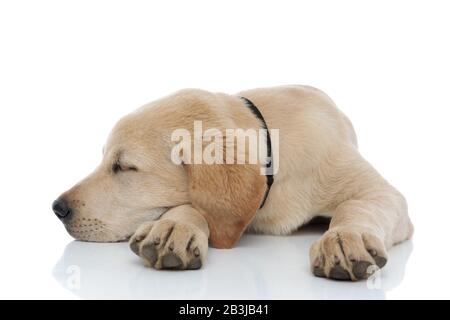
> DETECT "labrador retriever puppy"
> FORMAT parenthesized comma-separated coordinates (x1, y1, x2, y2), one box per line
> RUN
(53, 85, 413, 281)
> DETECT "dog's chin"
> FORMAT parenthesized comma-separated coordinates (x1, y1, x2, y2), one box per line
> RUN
(65, 206, 171, 243)
(65, 228, 130, 243)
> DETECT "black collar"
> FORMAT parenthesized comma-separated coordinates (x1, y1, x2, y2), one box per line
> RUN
(239, 96, 274, 209)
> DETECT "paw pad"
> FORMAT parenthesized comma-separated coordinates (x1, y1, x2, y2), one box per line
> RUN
(161, 252, 183, 269)
(329, 266, 351, 280)
(141, 244, 158, 265)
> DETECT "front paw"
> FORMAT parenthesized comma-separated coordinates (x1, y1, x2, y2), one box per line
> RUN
(309, 227, 388, 281)
(129, 219, 208, 270)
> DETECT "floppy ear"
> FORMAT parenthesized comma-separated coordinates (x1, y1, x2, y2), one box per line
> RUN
(185, 162, 266, 249)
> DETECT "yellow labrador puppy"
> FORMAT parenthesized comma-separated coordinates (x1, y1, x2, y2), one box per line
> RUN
(53, 85, 413, 281)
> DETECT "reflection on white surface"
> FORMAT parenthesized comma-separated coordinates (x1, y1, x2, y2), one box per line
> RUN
(53, 225, 412, 299)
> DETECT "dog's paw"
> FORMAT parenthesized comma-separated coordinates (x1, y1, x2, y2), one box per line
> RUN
(129, 219, 208, 270)
(309, 227, 388, 281)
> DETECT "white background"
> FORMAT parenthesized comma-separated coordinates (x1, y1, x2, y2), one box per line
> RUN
(0, 0, 449, 299)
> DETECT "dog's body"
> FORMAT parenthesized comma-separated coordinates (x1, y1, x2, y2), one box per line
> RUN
(54, 85, 413, 281)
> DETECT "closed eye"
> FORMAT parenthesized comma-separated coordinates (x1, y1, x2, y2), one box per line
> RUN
(112, 161, 138, 173)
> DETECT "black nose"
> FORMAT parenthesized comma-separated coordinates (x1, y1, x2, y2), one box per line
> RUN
(52, 198, 72, 219)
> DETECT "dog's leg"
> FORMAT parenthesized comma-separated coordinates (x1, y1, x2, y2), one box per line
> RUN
(310, 161, 413, 281)
(129, 204, 209, 270)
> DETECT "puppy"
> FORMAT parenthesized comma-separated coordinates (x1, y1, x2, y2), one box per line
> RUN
(53, 85, 413, 280)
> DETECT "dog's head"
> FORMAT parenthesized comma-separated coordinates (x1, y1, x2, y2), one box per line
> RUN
(52, 103, 190, 242)
(53, 89, 268, 246)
